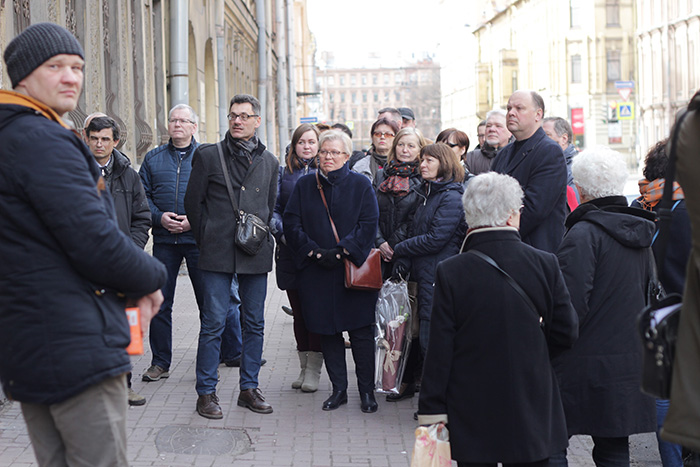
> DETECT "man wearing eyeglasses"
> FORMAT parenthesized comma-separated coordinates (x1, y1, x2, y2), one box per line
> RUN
(185, 94, 278, 419)
(139, 103, 206, 384)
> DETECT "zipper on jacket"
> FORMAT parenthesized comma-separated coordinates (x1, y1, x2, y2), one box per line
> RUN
(174, 153, 183, 244)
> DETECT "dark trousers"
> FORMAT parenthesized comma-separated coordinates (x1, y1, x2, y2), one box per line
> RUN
(549, 436, 630, 467)
(150, 243, 204, 369)
(458, 459, 548, 467)
(320, 324, 375, 393)
(287, 289, 322, 352)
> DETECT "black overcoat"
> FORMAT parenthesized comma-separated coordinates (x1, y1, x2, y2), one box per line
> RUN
(283, 164, 379, 335)
(490, 127, 567, 253)
(419, 228, 578, 463)
(184, 135, 278, 274)
(555, 196, 657, 437)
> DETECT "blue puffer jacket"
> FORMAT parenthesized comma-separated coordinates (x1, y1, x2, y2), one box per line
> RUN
(271, 161, 317, 290)
(139, 139, 199, 244)
(393, 179, 467, 321)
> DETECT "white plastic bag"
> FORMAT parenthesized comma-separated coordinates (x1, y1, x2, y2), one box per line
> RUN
(410, 424, 451, 467)
(374, 279, 412, 393)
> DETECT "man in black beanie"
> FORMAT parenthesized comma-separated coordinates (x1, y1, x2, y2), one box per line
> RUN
(0, 23, 167, 466)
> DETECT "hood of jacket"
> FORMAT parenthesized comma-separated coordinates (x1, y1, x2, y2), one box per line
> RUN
(110, 148, 132, 177)
(566, 195, 655, 249)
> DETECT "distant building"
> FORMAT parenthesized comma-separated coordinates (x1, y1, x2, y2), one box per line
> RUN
(318, 60, 441, 148)
(471, 0, 637, 165)
(637, 1, 700, 153)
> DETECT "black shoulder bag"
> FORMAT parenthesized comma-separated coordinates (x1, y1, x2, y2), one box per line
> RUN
(637, 110, 688, 399)
(216, 142, 269, 255)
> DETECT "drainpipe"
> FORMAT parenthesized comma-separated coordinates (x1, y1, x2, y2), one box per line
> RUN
(256, 0, 268, 144)
(170, 0, 188, 106)
(276, 0, 289, 162)
(216, 0, 228, 139)
(286, 0, 297, 125)
(663, 2, 671, 127)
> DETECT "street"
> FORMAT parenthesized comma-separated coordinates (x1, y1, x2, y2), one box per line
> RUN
(0, 273, 662, 466)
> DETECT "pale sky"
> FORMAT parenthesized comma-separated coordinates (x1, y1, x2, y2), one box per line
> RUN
(306, 0, 449, 69)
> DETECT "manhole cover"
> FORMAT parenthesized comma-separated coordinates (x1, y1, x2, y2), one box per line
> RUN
(155, 425, 251, 456)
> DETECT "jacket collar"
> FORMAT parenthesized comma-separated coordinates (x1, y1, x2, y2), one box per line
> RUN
(499, 126, 547, 173)
(167, 137, 198, 157)
(565, 195, 655, 229)
(462, 227, 522, 251)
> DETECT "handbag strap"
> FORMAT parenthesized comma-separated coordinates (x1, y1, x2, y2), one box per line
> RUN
(216, 141, 241, 221)
(316, 171, 340, 243)
(468, 249, 545, 331)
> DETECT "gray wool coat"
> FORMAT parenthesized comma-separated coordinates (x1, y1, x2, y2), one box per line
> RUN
(184, 135, 278, 274)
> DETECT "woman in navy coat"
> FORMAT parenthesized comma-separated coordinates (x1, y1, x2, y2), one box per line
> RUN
(270, 123, 323, 393)
(392, 143, 467, 355)
(284, 130, 380, 413)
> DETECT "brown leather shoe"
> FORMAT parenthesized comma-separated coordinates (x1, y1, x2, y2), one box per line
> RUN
(237, 388, 273, 414)
(196, 393, 223, 419)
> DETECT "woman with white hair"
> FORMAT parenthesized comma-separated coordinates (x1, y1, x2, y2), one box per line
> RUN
(551, 147, 657, 467)
(284, 130, 380, 413)
(417, 172, 578, 467)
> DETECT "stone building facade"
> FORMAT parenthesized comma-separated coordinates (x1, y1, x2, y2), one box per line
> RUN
(318, 60, 441, 149)
(0, 0, 314, 163)
(637, 0, 700, 152)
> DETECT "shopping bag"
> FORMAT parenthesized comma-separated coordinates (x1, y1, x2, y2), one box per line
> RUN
(374, 279, 412, 393)
(410, 424, 451, 467)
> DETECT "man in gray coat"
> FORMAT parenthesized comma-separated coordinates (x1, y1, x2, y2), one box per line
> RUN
(185, 94, 278, 419)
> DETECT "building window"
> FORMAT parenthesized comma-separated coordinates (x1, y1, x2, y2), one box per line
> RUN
(570, 0, 582, 28)
(330, 108, 335, 120)
(374, 92, 379, 102)
(362, 75, 367, 85)
(571, 55, 581, 83)
(394, 73, 401, 84)
(511, 71, 518, 93)
(329, 93, 335, 103)
(352, 108, 357, 119)
(384, 91, 390, 100)
(328, 76, 335, 86)
(384, 73, 389, 84)
(372, 74, 378, 85)
(606, 50, 621, 81)
(606, 0, 620, 26)
(362, 92, 367, 103)
(350, 74, 356, 86)
(395, 91, 401, 101)
(352, 92, 357, 104)
(341, 93, 345, 103)
(363, 108, 368, 119)
(339, 110, 345, 121)
(339, 75, 345, 86)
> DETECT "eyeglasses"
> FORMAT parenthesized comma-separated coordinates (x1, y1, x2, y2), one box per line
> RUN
(227, 113, 258, 122)
(168, 118, 195, 125)
(318, 150, 347, 158)
(373, 131, 395, 138)
(88, 136, 113, 144)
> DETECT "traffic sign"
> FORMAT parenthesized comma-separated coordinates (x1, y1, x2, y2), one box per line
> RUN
(300, 116, 318, 124)
(615, 81, 635, 101)
(617, 102, 634, 120)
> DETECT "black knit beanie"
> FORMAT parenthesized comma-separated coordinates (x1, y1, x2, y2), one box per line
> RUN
(3, 22, 84, 88)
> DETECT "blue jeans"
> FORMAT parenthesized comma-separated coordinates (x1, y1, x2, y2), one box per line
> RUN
(196, 271, 267, 395)
(220, 275, 242, 363)
(656, 399, 683, 467)
(150, 243, 204, 369)
(549, 436, 629, 467)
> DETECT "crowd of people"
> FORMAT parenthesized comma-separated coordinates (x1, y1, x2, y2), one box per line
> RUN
(2, 22, 700, 467)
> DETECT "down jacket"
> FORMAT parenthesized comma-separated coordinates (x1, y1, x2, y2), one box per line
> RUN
(393, 179, 466, 321)
(373, 169, 423, 250)
(0, 93, 167, 404)
(139, 138, 199, 245)
(555, 196, 656, 437)
(271, 162, 317, 290)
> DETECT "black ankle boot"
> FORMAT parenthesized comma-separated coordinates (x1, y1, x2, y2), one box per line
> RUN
(322, 390, 347, 411)
(360, 392, 378, 413)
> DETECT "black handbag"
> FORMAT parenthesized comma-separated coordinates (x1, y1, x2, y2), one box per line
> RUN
(637, 108, 689, 399)
(216, 142, 269, 255)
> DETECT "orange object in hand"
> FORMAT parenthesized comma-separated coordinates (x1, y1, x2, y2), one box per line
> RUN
(125, 307, 143, 355)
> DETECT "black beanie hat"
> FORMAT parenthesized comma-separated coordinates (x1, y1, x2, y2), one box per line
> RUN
(3, 22, 84, 88)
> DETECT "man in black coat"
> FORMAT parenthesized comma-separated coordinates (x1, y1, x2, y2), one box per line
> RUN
(0, 23, 166, 466)
(185, 94, 278, 419)
(491, 90, 568, 253)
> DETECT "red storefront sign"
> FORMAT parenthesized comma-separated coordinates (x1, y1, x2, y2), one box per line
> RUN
(571, 108, 584, 135)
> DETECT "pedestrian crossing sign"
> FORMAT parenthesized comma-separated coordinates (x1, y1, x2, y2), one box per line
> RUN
(617, 102, 634, 120)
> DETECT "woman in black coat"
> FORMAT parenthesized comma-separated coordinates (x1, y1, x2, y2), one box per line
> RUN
(552, 147, 657, 467)
(392, 143, 466, 355)
(270, 123, 323, 393)
(374, 127, 427, 278)
(418, 172, 578, 467)
(284, 130, 380, 413)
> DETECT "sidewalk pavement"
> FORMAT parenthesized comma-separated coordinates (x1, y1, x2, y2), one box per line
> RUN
(0, 272, 662, 466)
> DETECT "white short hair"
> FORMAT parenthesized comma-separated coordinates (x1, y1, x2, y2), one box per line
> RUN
(319, 129, 353, 155)
(462, 172, 524, 228)
(572, 146, 628, 200)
